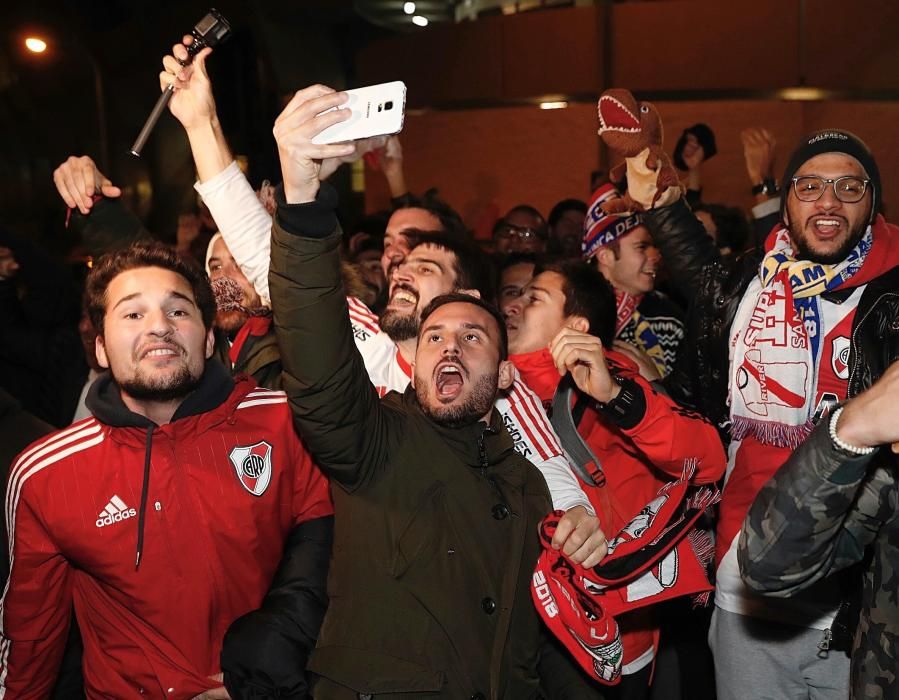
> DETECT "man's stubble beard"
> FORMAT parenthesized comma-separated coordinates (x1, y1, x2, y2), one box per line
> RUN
(415, 370, 498, 428)
(790, 220, 868, 265)
(380, 308, 420, 342)
(786, 196, 871, 265)
(118, 363, 203, 403)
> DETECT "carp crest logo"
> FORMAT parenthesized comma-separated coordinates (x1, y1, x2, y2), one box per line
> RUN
(831, 336, 850, 380)
(229, 441, 273, 496)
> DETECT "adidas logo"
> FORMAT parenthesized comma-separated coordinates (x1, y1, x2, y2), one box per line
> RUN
(95, 495, 137, 528)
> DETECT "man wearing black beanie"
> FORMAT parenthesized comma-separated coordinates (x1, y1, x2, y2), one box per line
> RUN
(635, 129, 899, 699)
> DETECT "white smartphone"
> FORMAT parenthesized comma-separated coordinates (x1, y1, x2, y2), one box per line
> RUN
(312, 81, 407, 145)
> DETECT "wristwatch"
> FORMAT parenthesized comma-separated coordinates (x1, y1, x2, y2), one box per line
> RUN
(751, 178, 779, 196)
(596, 377, 645, 430)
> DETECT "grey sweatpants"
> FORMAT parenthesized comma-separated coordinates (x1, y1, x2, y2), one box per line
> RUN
(708, 607, 850, 700)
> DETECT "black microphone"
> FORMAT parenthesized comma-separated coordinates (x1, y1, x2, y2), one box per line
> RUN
(130, 8, 232, 158)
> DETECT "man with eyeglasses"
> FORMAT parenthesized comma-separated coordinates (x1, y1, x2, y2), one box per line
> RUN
(493, 205, 548, 254)
(631, 129, 899, 699)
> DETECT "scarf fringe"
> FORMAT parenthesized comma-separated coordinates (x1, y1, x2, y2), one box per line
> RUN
(687, 526, 716, 608)
(692, 590, 712, 608)
(730, 415, 815, 450)
(688, 527, 715, 569)
(686, 486, 721, 512)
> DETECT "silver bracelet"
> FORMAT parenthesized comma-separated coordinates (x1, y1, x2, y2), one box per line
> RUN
(828, 407, 876, 456)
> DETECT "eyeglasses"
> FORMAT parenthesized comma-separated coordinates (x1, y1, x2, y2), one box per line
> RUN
(791, 176, 871, 204)
(495, 223, 545, 241)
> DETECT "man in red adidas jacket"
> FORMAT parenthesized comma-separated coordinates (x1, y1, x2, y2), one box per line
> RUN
(0, 242, 333, 699)
(504, 258, 725, 698)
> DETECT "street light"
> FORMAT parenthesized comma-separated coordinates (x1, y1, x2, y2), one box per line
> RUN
(24, 37, 47, 53)
(21, 33, 109, 171)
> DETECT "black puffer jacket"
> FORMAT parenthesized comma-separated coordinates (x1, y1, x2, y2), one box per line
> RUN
(644, 198, 899, 430)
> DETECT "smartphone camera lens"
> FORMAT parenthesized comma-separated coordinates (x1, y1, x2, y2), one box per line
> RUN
(385, 101, 394, 110)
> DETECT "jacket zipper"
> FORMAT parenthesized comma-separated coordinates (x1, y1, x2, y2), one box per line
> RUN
(477, 426, 496, 478)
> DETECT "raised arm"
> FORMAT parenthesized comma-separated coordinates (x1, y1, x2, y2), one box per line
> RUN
(268, 85, 393, 490)
(157, 39, 274, 303)
(642, 198, 722, 303)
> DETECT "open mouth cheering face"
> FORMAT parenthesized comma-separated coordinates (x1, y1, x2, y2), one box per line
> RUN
(785, 153, 873, 264)
(413, 300, 509, 428)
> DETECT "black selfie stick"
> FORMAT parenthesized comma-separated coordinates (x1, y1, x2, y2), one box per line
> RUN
(130, 8, 232, 157)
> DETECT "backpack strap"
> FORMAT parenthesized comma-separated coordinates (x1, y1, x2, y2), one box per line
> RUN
(550, 374, 606, 488)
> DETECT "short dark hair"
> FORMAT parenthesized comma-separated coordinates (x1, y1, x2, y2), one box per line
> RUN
(395, 189, 469, 241)
(86, 241, 215, 336)
(548, 199, 588, 229)
(407, 232, 494, 300)
(506, 204, 545, 223)
(535, 259, 616, 348)
(419, 292, 509, 360)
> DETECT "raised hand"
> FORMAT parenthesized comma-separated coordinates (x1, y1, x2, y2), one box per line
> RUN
(159, 35, 217, 131)
(53, 155, 122, 214)
(272, 85, 355, 204)
(549, 327, 621, 404)
(741, 127, 777, 188)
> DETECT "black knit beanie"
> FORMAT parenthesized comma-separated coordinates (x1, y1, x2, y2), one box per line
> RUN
(780, 130, 880, 225)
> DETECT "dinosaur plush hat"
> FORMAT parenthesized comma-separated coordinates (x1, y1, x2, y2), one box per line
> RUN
(582, 184, 645, 260)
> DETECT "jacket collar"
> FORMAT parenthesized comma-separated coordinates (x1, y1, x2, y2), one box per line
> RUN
(509, 348, 558, 404)
(86, 359, 235, 429)
(401, 385, 516, 470)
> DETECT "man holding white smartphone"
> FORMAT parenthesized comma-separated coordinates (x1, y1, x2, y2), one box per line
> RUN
(269, 83, 558, 699)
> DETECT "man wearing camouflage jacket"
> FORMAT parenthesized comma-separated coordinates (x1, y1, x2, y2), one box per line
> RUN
(740, 358, 899, 699)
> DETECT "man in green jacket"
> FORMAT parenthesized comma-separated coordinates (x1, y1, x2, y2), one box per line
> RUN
(268, 85, 577, 698)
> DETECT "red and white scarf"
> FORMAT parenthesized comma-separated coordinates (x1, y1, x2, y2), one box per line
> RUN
(533, 462, 719, 685)
(615, 291, 641, 336)
(728, 219, 899, 448)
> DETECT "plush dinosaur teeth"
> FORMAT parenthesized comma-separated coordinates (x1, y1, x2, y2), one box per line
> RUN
(597, 95, 641, 133)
